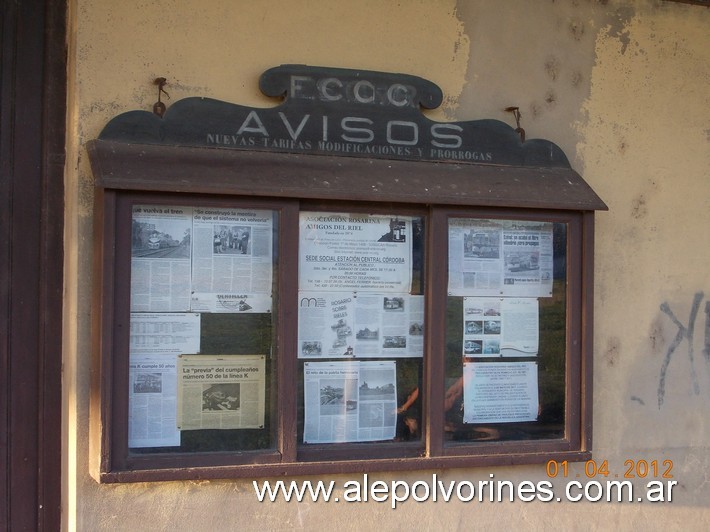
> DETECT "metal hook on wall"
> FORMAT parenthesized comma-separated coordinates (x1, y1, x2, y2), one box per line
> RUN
(152, 77, 170, 117)
(505, 106, 525, 143)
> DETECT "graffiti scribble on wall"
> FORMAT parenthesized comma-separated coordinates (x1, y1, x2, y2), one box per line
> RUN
(657, 291, 710, 408)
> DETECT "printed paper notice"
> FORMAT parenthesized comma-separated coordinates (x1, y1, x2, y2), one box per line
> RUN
(177, 355, 265, 430)
(448, 219, 553, 297)
(191, 208, 273, 306)
(463, 298, 538, 357)
(299, 212, 412, 293)
(303, 361, 397, 443)
(130, 312, 201, 355)
(463, 362, 538, 423)
(129, 354, 180, 448)
(298, 292, 423, 358)
(131, 205, 193, 312)
(190, 292, 272, 314)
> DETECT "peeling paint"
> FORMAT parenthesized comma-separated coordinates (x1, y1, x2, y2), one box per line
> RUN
(568, 17, 586, 40)
(603, 6, 635, 54)
(544, 57, 560, 81)
(605, 336, 621, 367)
(630, 194, 647, 219)
(544, 90, 557, 108)
(570, 70, 583, 88)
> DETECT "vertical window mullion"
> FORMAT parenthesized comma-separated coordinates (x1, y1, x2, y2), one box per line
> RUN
(424, 207, 447, 456)
(277, 201, 300, 463)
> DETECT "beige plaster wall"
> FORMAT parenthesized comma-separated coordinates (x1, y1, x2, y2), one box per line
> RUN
(65, 0, 709, 529)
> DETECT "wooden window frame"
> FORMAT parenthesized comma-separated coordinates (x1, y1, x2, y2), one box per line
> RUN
(89, 141, 603, 482)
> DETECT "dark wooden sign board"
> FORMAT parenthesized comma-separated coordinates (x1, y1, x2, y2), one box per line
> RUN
(99, 64, 570, 168)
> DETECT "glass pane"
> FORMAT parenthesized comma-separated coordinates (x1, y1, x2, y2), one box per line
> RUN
(296, 212, 425, 444)
(445, 218, 566, 443)
(127, 204, 278, 454)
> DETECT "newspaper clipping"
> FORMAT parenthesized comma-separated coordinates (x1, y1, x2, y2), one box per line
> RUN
(131, 205, 193, 312)
(177, 354, 266, 430)
(190, 208, 274, 309)
(303, 361, 397, 443)
(298, 292, 424, 358)
(129, 354, 180, 448)
(462, 361, 539, 423)
(299, 212, 412, 293)
(448, 219, 553, 297)
(131, 205, 274, 315)
(463, 298, 539, 357)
